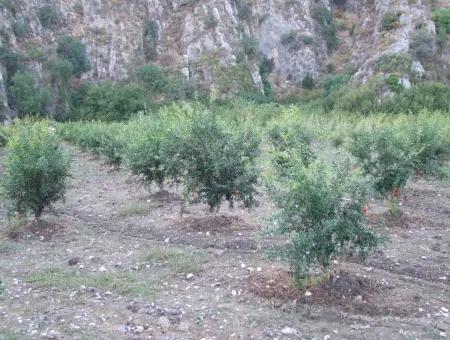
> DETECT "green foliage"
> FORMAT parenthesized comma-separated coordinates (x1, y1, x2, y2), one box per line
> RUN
(12, 19, 30, 39)
(235, 0, 252, 21)
(380, 11, 400, 31)
(321, 73, 350, 110)
(375, 53, 412, 74)
(79, 82, 146, 121)
(267, 121, 314, 177)
(242, 35, 258, 59)
(281, 30, 297, 46)
(433, 8, 450, 34)
(0, 47, 24, 84)
(268, 157, 379, 282)
(136, 64, 169, 94)
(409, 29, 435, 62)
(59, 122, 125, 166)
(383, 82, 450, 113)
(143, 20, 159, 60)
(349, 125, 412, 196)
(125, 115, 183, 188)
(0, 125, 11, 147)
(0, 0, 18, 12)
(386, 74, 404, 94)
(334, 80, 382, 115)
(204, 11, 219, 29)
(37, 5, 60, 28)
(56, 36, 91, 76)
(181, 111, 260, 212)
(301, 74, 315, 90)
(2, 121, 71, 219)
(10, 71, 51, 117)
(405, 115, 450, 177)
(259, 56, 274, 97)
(313, 5, 338, 50)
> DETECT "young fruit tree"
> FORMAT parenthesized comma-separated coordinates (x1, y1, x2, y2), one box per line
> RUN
(268, 156, 379, 285)
(2, 121, 71, 220)
(348, 125, 412, 216)
(125, 115, 184, 191)
(181, 112, 261, 213)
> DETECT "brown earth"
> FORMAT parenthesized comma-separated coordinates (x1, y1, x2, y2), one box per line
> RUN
(0, 147, 449, 339)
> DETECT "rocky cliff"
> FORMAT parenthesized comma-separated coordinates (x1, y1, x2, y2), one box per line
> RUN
(0, 0, 449, 110)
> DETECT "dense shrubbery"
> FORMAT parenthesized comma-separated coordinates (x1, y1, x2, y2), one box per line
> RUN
(77, 82, 146, 121)
(409, 29, 435, 62)
(125, 115, 183, 189)
(180, 111, 260, 212)
(380, 11, 400, 31)
(0, 125, 11, 147)
(38, 5, 60, 28)
(10, 71, 52, 117)
(56, 36, 91, 76)
(59, 121, 125, 167)
(2, 121, 70, 219)
(383, 82, 450, 113)
(143, 20, 159, 60)
(313, 5, 338, 50)
(268, 153, 379, 283)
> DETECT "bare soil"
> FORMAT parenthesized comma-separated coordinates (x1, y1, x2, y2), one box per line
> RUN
(0, 148, 449, 339)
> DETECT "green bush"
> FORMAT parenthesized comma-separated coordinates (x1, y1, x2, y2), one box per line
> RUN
(404, 115, 450, 177)
(267, 121, 314, 177)
(380, 11, 400, 31)
(59, 122, 125, 167)
(313, 6, 338, 50)
(12, 19, 30, 39)
(10, 71, 52, 117)
(79, 82, 146, 121)
(281, 30, 297, 47)
(143, 20, 159, 60)
(375, 53, 412, 74)
(321, 73, 350, 110)
(57, 36, 91, 76)
(204, 11, 219, 29)
(383, 82, 450, 113)
(37, 5, 60, 28)
(0, 125, 11, 147)
(242, 35, 258, 59)
(433, 8, 450, 34)
(301, 74, 315, 90)
(125, 116, 180, 189)
(181, 112, 260, 212)
(409, 29, 435, 62)
(2, 121, 71, 219)
(334, 81, 381, 115)
(136, 64, 169, 94)
(386, 74, 404, 94)
(0, 47, 24, 84)
(348, 125, 412, 199)
(268, 157, 379, 283)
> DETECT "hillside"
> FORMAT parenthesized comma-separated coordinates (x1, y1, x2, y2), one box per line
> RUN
(1, 0, 450, 117)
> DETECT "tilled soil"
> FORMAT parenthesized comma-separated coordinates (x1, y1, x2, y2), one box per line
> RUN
(0, 148, 449, 339)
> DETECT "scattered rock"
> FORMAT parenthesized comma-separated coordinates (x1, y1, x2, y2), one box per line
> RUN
(186, 273, 194, 280)
(281, 327, 299, 336)
(158, 316, 170, 328)
(127, 302, 140, 313)
(68, 257, 81, 266)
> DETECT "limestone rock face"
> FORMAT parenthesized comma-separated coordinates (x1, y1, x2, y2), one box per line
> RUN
(0, 0, 448, 106)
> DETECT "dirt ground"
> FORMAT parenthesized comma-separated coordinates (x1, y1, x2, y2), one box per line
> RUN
(0, 148, 449, 340)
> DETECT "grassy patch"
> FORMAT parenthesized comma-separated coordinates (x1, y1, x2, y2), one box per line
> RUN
(0, 240, 17, 254)
(144, 246, 208, 274)
(0, 331, 21, 340)
(117, 201, 150, 217)
(26, 268, 154, 298)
